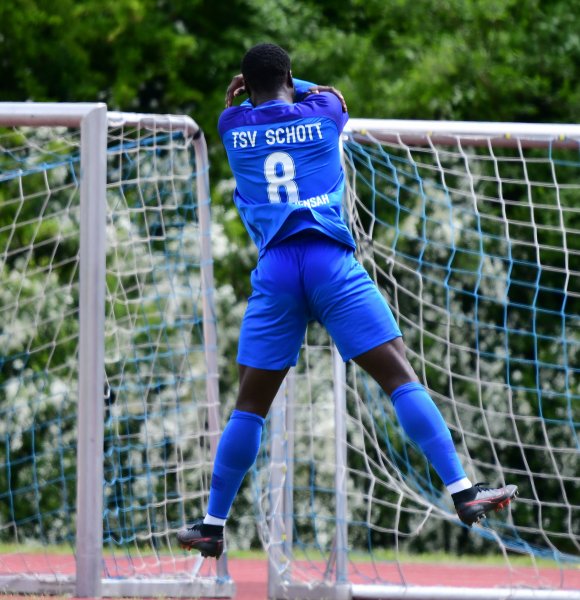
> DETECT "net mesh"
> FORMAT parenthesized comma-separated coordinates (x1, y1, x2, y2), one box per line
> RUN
(256, 124, 579, 595)
(0, 117, 220, 585)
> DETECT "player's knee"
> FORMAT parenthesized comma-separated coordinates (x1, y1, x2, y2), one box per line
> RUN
(353, 338, 419, 396)
(235, 397, 270, 418)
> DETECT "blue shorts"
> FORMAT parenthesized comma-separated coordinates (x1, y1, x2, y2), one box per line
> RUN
(237, 231, 402, 370)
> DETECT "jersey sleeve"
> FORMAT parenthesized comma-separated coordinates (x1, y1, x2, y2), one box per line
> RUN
(292, 77, 317, 101)
(304, 92, 349, 133)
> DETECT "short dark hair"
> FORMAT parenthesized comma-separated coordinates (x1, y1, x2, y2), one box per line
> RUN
(241, 43, 291, 95)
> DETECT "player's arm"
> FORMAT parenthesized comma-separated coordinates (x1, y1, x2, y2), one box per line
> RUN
(292, 77, 348, 113)
(224, 73, 346, 112)
(289, 76, 348, 112)
(224, 73, 316, 106)
(303, 85, 348, 113)
(224, 74, 246, 107)
(292, 78, 316, 101)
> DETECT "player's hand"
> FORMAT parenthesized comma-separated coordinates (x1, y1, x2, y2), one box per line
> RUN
(225, 74, 247, 108)
(306, 85, 348, 112)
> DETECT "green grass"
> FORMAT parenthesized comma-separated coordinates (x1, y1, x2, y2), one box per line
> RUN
(0, 542, 73, 555)
(227, 548, 565, 569)
(0, 543, 569, 570)
(346, 549, 566, 568)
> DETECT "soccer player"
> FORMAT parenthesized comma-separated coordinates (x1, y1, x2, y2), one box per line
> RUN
(177, 43, 517, 559)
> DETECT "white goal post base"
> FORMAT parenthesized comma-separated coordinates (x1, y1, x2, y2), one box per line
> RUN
(0, 575, 235, 598)
(267, 583, 580, 600)
(352, 584, 580, 600)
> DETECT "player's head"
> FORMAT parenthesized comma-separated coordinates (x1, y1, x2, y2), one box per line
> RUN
(241, 43, 292, 97)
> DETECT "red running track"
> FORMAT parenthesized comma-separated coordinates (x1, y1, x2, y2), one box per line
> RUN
(0, 554, 578, 599)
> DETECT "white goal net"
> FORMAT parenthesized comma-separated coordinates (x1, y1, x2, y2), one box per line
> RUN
(0, 104, 233, 598)
(257, 119, 580, 600)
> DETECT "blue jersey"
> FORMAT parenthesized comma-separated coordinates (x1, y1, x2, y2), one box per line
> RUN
(218, 81, 354, 256)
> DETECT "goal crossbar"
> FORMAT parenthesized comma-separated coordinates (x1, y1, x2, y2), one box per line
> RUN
(345, 118, 580, 148)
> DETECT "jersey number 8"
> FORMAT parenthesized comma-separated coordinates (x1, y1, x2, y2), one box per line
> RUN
(264, 151, 299, 204)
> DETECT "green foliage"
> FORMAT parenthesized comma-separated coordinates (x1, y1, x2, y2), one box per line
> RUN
(2, 0, 580, 557)
(3, 0, 580, 250)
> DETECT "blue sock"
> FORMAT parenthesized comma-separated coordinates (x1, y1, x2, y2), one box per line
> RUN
(390, 382, 466, 486)
(207, 409, 265, 519)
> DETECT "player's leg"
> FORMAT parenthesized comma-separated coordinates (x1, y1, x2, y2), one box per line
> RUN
(177, 366, 288, 557)
(309, 241, 517, 525)
(318, 273, 475, 500)
(178, 241, 308, 556)
(235, 364, 290, 417)
(353, 337, 471, 490)
(204, 365, 288, 523)
(349, 335, 417, 395)
(353, 340, 517, 525)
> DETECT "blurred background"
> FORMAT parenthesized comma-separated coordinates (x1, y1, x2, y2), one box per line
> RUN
(1, 0, 579, 562)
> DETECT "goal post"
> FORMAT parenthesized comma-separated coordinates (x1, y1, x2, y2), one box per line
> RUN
(0, 103, 233, 597)
(261, 118, 580, 600)
(77, 103, 107, 599)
